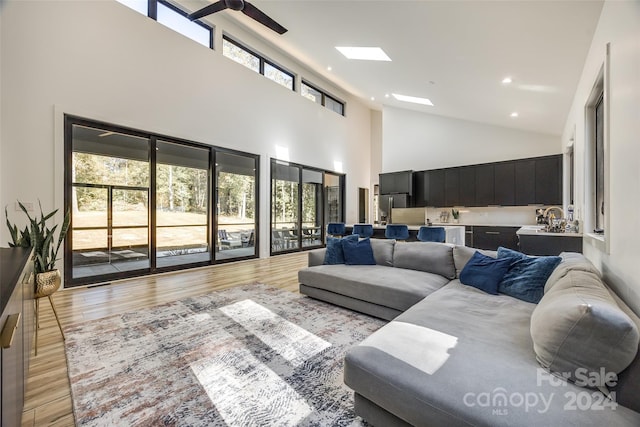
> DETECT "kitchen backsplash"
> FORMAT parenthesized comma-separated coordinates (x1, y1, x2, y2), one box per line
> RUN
(391, 206, 540, 226)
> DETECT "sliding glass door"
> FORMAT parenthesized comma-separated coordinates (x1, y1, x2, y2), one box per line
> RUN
(271, 162, 300, 253)
(70, 124, 151, 279)
(215, 151, 258, 260)
(325, 172, 344, 224)
(301, 169, 323, 248)
(65, 116, 260, 286)
(156, 140, 210, 268)
(270, 159, 344, 254)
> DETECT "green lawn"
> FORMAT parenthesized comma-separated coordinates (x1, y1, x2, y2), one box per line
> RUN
(72, 210, 254, 250)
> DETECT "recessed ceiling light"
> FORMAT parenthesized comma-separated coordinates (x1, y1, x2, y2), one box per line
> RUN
(385, 94, 390, 98)
(510, 112, 519, 118)
(502, 77, 513, 84)
(335, 46, 391, 61)
(392, 93, 434, 106)
(327, 66, 332, 71)
(370, 96, 375, 101)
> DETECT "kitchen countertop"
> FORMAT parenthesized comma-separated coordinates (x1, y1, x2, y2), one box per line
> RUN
(358, 224, 465, 230)
(431, 222, 534, 227)
(516, 225, 583, 237)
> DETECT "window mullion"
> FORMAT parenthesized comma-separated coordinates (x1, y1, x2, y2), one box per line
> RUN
(148, 0, 157, 20)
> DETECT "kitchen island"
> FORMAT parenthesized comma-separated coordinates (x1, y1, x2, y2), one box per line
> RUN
(345, 225, 465, 245)
(516, 225, 583, 255)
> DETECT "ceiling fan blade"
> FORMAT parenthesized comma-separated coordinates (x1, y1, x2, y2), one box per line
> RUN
(242, 2, 288, 34)
(188, 1, 228, 21)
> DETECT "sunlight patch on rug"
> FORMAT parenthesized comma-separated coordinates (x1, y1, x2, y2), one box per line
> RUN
(64, 284, 385, 426)
(192, 341, 314, 426)
(219, 299, 331, 367)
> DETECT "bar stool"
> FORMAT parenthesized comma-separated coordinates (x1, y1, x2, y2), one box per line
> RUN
(417, 226, 446, 243)
(352, 224, 374, 238)
(327, 222, 346, 237)
(385, 224, 410, 240)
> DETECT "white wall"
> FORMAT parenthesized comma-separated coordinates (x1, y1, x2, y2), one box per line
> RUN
(381, 105, 560, 173)
(0, 1, 372, 265)
(561, 0, 640, 313)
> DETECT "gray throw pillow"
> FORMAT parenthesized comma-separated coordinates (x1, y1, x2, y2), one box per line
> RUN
(369, 238, 395, 267)
(531, 270, 640, 385)
(393, 242, 456, 279)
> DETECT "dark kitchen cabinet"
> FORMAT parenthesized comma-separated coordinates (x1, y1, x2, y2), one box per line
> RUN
(475, 164, 494, 206)
(445, 169, 460, 206)
(412, 171, 427, 207)
(515, 159, 536, 205)
(379, 171, 413, 196)
(459, 166, 476, 207)
(494, 162, 515, 206)
(535, 156, 562, 205)
(428, 169, 446, 207)
(518, 234, 583, 256)
(472, 226, 520, 251)
(408, 154, 562, 208)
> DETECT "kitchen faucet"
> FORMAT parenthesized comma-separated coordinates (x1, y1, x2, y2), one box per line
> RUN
(543, 206, 565, 232)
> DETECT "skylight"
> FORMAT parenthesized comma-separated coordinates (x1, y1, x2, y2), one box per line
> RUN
(392, 93, 434, 106)
(335, 46, 391, 61)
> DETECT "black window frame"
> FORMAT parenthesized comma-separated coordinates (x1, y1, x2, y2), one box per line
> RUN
(301, 80, 346, 116)
(149, 0, 214, 49)
(269, 158, 345, 256)
(64, 114, 260, 288)
(222, 35, 295, 91)
(594, 92, 605, 232)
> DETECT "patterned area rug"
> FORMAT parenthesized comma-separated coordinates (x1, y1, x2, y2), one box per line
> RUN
(64, 284, 385, 426)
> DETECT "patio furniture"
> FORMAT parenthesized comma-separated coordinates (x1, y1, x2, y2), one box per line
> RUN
(218, 229, 242, 249)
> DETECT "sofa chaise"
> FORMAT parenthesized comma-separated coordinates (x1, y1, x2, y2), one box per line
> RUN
(298, 239, 640, 426)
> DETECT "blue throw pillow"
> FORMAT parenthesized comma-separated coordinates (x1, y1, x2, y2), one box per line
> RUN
(342, 237, 377, 265)
(497, 247, 562, 303)
(459, 251, 513, 295)
(323, 235, 358, 265)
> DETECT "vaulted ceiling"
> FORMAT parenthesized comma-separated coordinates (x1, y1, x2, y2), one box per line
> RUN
(179, 0, 604, 136)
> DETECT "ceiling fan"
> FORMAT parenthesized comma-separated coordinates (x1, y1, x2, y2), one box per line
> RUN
(188, 0, 288, 35)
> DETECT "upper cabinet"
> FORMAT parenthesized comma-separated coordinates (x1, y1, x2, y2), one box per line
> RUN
(475, 164, 494, 206)
(458, 166, 476, 207)
(515, 159, 536, 205)
(428, 170, 446, 207)
(407, 154, 562, 207)
(444, 169, 460, 207)
(535, 156, 562, 205)
(494, 162, 515, 206)
(412, 171, 428, 207)
(379, 170, 413, 195)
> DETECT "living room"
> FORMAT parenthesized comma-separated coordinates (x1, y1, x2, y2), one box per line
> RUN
(1, 0, 639, 425)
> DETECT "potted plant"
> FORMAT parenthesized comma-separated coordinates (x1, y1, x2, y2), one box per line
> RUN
(451, 208, 460, 224)
(6, 201, 71, 296)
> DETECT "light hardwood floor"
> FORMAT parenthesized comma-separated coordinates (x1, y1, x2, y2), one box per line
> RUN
(21, 252, 308, 426)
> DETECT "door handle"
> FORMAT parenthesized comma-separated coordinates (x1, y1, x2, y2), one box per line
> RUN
(485, 231, 500, 235)
(1, 313, 21, 349)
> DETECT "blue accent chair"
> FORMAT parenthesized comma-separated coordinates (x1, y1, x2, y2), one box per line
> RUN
(352, 224, 374, 238)
(417, 226, 446, 243)
(385, 224, 410, 240)
(327, 222, 346, 237)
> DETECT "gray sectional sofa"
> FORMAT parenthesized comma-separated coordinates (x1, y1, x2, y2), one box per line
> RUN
(298, 239, 640, 426)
